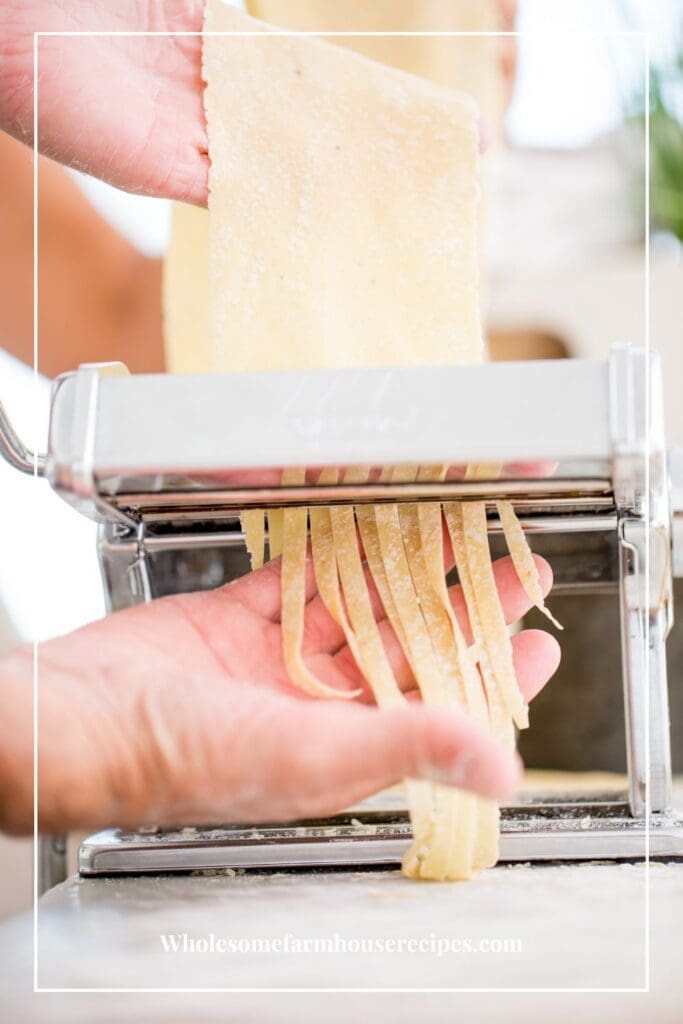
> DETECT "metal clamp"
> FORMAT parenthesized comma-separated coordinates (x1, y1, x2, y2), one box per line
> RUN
(47, 362, 138, 529)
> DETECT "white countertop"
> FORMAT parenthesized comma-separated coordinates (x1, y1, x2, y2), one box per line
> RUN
(0, 851, 681, 1023)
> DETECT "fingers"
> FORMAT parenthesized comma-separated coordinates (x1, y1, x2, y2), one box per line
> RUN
(401, 628, 560, 707)
(348, 620, 560, 708)
(395, 627, 560, 704)
(302, 701, 521, 811)
(229, 527, 419, 632)
(148, 681, 523, 829)
(221, 543, 318, 624)
(449, 553, 553, 646)
(239, 698, 523, 824)
(228, 511, 551, 645)
(346, 703, 522, 799)
(225, 515, 452, 629)
(503, 460, 558, 478)
(303, 551, 552, 664)
(512, 628, 561, 702)
(197, 546, 557, 712)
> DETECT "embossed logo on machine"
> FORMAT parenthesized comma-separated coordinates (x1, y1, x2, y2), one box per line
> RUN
(285, 370, 418, 442)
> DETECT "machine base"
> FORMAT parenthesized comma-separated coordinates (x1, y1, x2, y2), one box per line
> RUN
(79, 793, 683, 875)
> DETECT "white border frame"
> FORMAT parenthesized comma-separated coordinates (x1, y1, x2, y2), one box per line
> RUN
(31, 25, 652, 996)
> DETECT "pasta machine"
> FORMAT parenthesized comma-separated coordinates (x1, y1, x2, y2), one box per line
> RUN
(2, 343, 682, 883)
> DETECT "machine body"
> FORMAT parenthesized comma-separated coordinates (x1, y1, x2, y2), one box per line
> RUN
(2, 345, 681, 878)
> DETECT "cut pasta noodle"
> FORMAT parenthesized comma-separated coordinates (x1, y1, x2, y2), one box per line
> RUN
(309, 470, 366, 676)
(281, 505, 359, 700)
(241, 510, 265, 571)
(443, 501, 514, 869)
(375, 502, 462, 879)
(416, 494, 499, 872)
(328, 501, 434, 861)
(460, 501, 528, 730)
(497, 500, 563, 630)
(267, 510, 285, 562)
(280, 468, 362, 700)
(341, 471, 468, 878)
(394, 503, 477, 880)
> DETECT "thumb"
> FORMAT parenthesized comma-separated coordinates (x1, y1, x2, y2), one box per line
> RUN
(270, 699, 521, 820)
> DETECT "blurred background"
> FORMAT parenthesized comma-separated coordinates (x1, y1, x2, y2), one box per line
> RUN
(0, 0, 681, 917)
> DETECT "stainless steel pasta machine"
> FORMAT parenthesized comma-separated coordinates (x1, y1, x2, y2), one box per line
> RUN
(2, 343, 682, 883)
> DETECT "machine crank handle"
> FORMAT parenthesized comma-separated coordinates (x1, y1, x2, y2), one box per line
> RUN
(0, 398, 46, 477)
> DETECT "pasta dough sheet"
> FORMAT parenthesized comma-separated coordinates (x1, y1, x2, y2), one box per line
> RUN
(167, 1, 555, 882)
(203, 3, 483, 371)
(245, 0, 504, 317)
(246, 1, 504, 138)
(163, 202, 211, 374)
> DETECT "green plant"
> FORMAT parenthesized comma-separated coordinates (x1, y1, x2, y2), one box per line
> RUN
(625, 38, 683, 242)
(646, 51, 683, 240)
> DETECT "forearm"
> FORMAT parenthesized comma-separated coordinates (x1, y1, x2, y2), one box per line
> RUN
(0, 130, 166, 376)
(0, 649, 33, 834)
(0, 644, 143, 836)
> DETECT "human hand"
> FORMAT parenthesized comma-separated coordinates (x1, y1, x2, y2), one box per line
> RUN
(1, 542, 559, 835)
(0, 0, 503, 209)
(0, 0, 208, 205)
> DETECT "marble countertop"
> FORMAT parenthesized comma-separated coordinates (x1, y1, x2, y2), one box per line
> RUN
(1, 851, 682, 1023)
(0, 781, 680, 1022)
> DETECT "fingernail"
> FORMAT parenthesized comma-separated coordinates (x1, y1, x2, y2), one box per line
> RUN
(443, 749, 477, 789)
